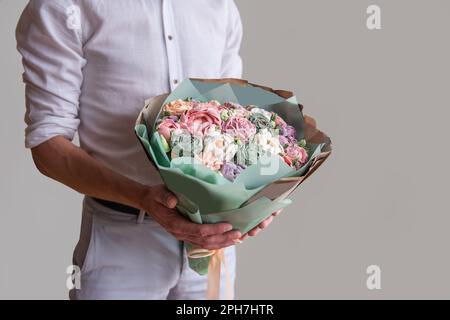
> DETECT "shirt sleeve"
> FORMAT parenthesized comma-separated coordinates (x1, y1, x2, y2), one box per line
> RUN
(221, 0, 243, 79)
(16, 0, 86, 149)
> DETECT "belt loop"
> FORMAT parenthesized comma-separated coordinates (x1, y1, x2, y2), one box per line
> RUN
(137, 210, 146, 224)
(180, 241, 187, 274)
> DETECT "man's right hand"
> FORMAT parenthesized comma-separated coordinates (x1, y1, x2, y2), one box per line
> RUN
(30, 137, 239, 250)
(142, 185, 241, 250)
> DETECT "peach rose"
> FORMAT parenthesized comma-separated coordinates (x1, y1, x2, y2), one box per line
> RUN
(163, 99, 194, 116)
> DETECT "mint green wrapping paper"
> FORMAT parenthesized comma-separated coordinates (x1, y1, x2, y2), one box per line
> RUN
(135, 79, 332, 275)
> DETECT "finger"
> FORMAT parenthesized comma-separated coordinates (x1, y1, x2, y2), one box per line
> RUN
(190, 222, 234, 238)
(184, 230, 241, 248)
(183, 230, 241, 250)
(239, 233, 249, 241)
(248, 227, 261, 237)
(168, 215, 233, 237)
(180, 234, 239, 250)
(200, 230, 242, 247)
(272, 209, 283, 217)
(152, 186, 178, 208)
(154, 202, 234, 237)
(258, 216, 274, 229)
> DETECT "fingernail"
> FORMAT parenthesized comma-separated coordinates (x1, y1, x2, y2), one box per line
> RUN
(225, 225, 233, 232)
(233, 239, 242, 244)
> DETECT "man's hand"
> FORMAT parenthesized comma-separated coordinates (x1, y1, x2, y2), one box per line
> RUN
(239, 209, 283, 241)
(143, 185, 242, 250)
(31, 136, 241, 251)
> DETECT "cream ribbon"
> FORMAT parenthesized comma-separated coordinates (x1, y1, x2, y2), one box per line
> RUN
(188, 248, 233, 300)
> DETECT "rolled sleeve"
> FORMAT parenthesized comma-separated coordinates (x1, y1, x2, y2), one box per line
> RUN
(221, 0, 243, 79)
(16, 0, 86, 148)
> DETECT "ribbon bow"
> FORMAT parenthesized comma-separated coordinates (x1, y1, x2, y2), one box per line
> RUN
(188, 248, 233, 300)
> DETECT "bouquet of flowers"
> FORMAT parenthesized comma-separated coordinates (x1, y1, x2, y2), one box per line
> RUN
(135, 78, 331, 298)
(156, 99, 310, 181)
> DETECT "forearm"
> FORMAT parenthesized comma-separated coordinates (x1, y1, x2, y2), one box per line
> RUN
(30, 137, 240, 248)
(31, 136, 148, 210)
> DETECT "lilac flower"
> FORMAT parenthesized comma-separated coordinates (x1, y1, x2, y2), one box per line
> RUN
(279, 124, 296, 139)
(221, 162, 247, 182)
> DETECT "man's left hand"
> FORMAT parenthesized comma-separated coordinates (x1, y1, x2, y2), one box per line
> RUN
(238, 209, 283, 241)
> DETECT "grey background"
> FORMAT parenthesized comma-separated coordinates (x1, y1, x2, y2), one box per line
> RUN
(1, 0, 449, 299)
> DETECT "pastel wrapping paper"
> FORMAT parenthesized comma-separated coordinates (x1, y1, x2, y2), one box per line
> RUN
(135, 79, 332, 276)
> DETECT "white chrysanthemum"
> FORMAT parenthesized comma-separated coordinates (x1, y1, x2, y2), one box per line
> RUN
(202, 133, 238, 166)
(251, 129, 284, 156)
(249, 107, 272, 120)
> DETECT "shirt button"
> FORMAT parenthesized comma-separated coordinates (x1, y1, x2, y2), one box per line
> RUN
(173, 79, 178, 84)
(168, 35, 173, 41)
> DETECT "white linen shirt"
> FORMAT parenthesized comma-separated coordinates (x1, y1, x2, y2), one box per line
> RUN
(16, 0, 243, 185)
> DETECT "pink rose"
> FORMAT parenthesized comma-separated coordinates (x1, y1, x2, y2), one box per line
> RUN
(157, 118, 186, 141)
(222, 117, 257, 142)
(180, 105, 222, 136)
(284, 145, 308, 169)
(163, 99, 194, 116)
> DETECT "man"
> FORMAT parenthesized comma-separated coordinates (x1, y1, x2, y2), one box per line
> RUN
(16, 0, 278, 299)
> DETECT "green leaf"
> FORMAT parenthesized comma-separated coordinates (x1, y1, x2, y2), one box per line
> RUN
(298, 139, 307, 148)
(160, 135, 170, 153)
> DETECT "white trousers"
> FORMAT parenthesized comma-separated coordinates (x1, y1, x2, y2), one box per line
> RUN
(70, 197, 236, 300)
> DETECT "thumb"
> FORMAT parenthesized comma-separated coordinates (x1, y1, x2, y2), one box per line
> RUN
(152, 186, 178, 209)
